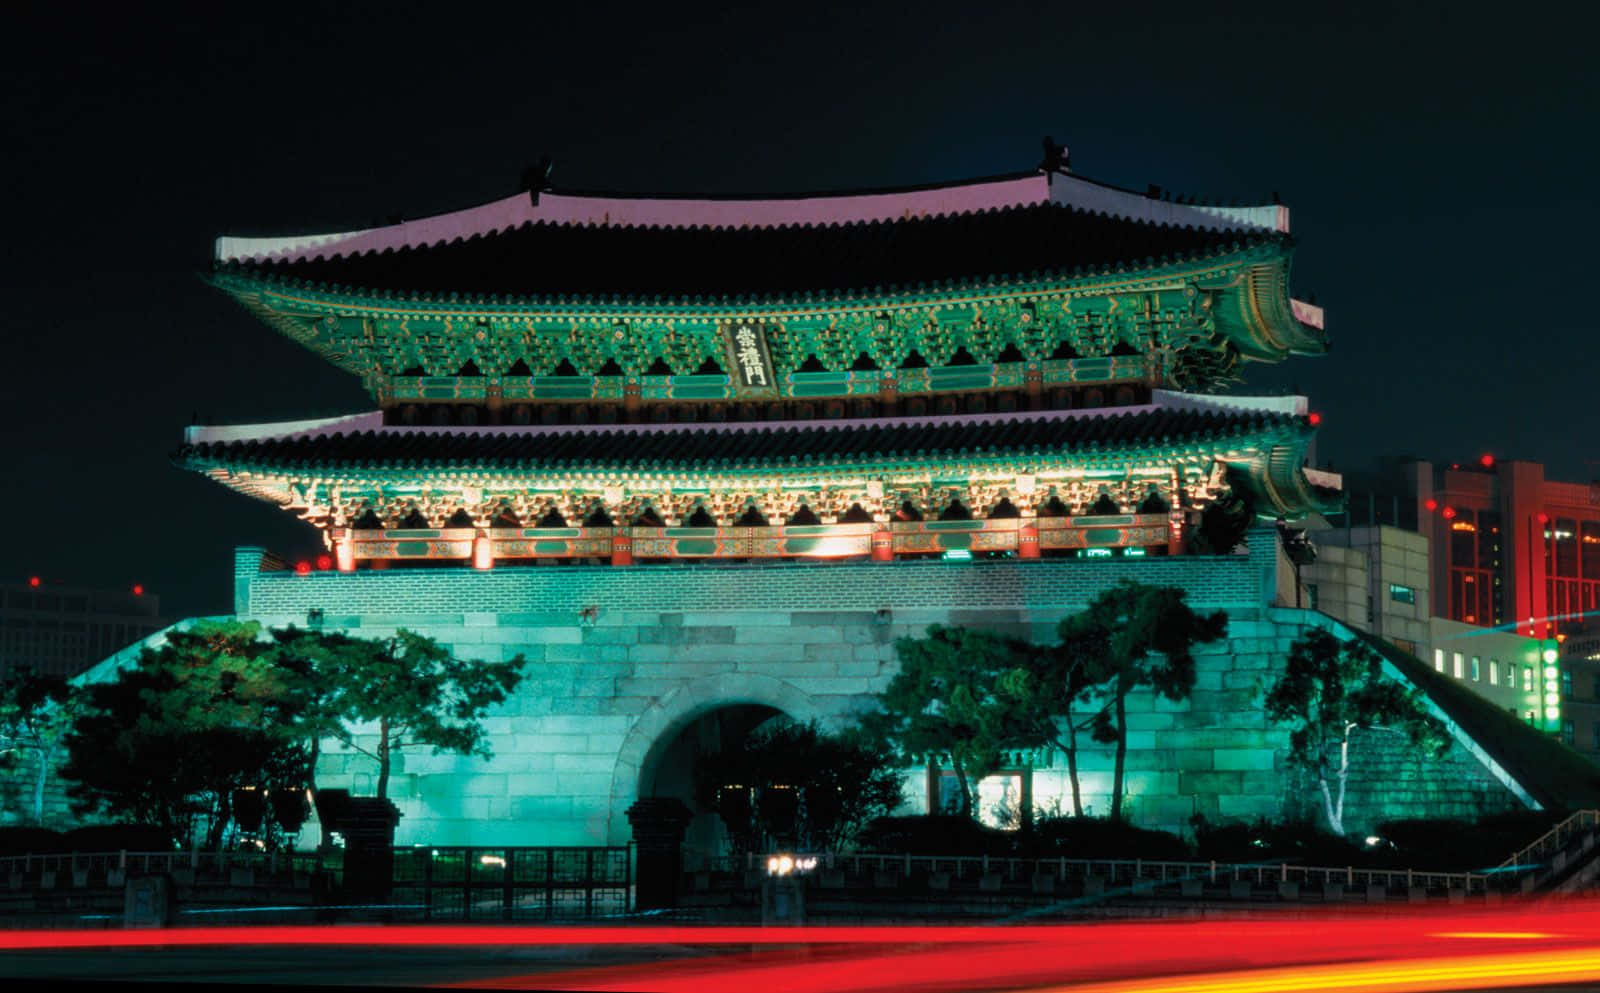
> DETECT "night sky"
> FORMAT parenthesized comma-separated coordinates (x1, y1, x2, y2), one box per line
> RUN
(4, 3, 1596, 618)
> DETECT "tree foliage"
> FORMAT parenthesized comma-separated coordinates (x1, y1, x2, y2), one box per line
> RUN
(1007, 581, 1226, 821)
(60, 620, 309, 848)
(694, 720, 901, 852)
(1186, 487, 1254, 555)
(0, 674, 82, 825)
(860, 625, 1039, 819)
(1265, 628, 1451, 836)
(271, 627, 527, 799)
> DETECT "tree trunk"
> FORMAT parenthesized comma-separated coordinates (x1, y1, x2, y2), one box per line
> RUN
(952, 761, 972, 819)
(1318, 777, 1343, 836)
(376, 718, 391, 799)
(31, 745, 51, 825)
(1060, 723, 1084, 818)
(1110, 689, 1129, 822)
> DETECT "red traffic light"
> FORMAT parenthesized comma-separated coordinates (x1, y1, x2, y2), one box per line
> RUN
(1480, 454, 1495, 468)
(315, 554, 333, 571)
(1424, 498, 1438, 512)
(1442, 506, 1457, 520)
(28, 576, 40, 588)
(294, 561, 312, 576)
(132, 584, 144, 596)
(1307, 411, 1322, 426)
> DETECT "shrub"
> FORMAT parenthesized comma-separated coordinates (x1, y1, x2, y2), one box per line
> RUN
(61, 824, 175, 853)
(1024, 815, 1192, 860)
(856, 815, 1013, 855)
(0, 827, 65, 855)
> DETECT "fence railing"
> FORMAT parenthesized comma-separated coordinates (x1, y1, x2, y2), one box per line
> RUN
(703, 852, 1490, 894)
(1496, 810, 1600, 874)
(2, 845, 633, 920)
(391, 846, 632, 921)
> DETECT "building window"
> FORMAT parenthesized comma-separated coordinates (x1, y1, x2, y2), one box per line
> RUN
(1389, 584, 1416, 604)
(1453, 653, 1464, 678)
(1305, 584, 1319, 610)
(1434, 649, 1446, 673)
(1524, 666, 1535, 692)
(1471, 656, 1481, 681)
(1593, 722, 1600, 751)
(1490, 659, 1500, 686)
(1564, 720, 1576, 746)
(1563, 670, 1574, 699)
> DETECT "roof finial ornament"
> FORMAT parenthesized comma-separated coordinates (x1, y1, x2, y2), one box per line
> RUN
(1039, 136, 1069, 176)
(521, 154, 555, 206)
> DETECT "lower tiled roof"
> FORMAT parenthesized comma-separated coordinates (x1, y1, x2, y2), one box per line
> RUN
(175, 407, 1304, 474)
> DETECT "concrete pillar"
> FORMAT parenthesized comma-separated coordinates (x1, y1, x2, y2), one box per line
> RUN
(611, 531, 634, 566)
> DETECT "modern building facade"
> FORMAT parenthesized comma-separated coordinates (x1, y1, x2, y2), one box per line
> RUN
(1344, 457, 1600, 639)
(0, 580, 164, 681)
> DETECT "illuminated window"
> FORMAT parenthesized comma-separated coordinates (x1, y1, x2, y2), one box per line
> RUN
(1434, 649, 1446, 673)
(1471, 656, 1481, 681)
(1564, 720, 1576, 746)
(1524, 666, 1535, 692)
(1489, 659, 1500, 686)
(1390, 584, 1416, 605)
(1453, 653, 1464, 678)
(1563, 671, 1574, 698)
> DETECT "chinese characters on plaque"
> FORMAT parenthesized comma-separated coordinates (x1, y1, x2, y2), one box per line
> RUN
(724, 321, 777, 394)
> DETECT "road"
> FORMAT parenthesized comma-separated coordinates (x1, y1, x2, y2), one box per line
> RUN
(8, 906, 1600, 992)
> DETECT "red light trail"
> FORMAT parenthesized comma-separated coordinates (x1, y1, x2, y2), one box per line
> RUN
(9, 904, 1600, 992)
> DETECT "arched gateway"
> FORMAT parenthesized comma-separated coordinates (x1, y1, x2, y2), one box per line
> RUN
(126, 149, 1536, 848)
(605, 673, 827, 845)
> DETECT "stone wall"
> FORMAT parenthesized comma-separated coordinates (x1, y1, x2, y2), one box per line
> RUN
(5, 532, 1532, 844)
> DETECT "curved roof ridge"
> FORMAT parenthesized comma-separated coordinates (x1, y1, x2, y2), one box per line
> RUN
(216, 173, 1054, 264)
(214, 165, 1292, 266)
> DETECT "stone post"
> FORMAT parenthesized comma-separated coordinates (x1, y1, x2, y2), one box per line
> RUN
(316, 789, 403, 904)
(626, 798, 693, 911)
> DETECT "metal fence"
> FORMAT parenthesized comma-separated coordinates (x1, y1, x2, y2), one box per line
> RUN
(391, 846, 632, 920)
(708, 851, 1490, 894)
(2, 845, 633, 920)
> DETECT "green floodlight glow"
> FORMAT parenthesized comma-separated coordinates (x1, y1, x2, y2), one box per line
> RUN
(1081, 548, 1113, 559)
(1123, 547, 1147, 557)
(943, 548, 972, 561)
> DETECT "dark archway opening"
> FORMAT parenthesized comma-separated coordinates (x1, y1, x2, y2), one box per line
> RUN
(638, 704, 788, 860)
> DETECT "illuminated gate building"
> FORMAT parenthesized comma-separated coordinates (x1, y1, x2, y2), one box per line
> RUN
(167, 150, 1548, 845)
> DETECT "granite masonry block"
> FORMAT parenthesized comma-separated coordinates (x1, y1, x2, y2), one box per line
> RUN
(1213, 749, 1275, 771)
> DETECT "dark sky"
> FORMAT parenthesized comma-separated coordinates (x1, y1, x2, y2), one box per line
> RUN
(3, 3, 1596, 617)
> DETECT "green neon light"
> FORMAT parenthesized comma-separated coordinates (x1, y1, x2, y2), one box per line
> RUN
(942, 549, 973, 561)
(1122, 547, 1147, 557)
(1080, 548, 1113, 558)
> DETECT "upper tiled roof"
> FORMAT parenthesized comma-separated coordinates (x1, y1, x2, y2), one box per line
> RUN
(217, 200, 1280, 301)
(176, 405, 1306, 474)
